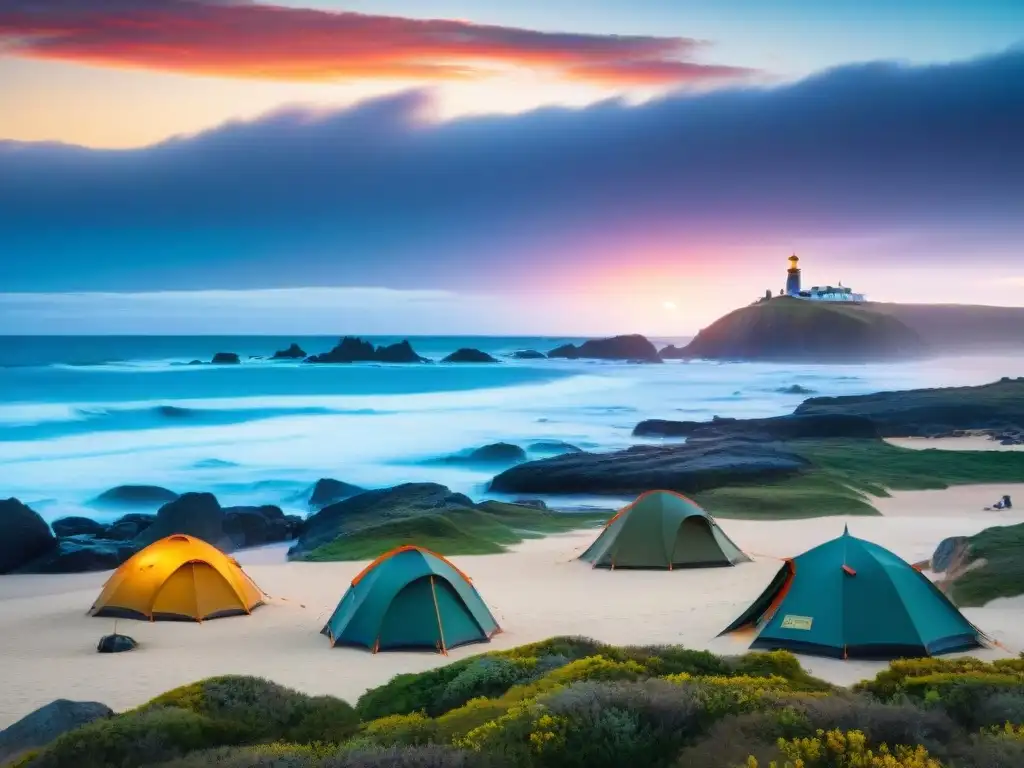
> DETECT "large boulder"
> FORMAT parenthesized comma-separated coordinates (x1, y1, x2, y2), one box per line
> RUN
(528, 441, 583, 455)
(16, 536, 134, 574)
(90, 485, 179, 508)
(658, 344, 688, 359)
(308, 478, 366, 511)
(442, 348, 499, 363)
(547, 334, 662, 363)
(0, 699, 113, 764)
(489, 439, 811, 495)
(103, 513, 156, 540)
(0, 498, 56, 574)
(222, 505, 289, 548)
(289, 483, 475, 559)
(210, 352, 240, 364)
(305, 337, 428, 364)
(51, 516, 106, 538)
(509, 350, 546, 359)
(433, 442, 528, 466)
(932, 536, 970, 573)
(133, 492, 231, 550)
(271, 343, 306, 359)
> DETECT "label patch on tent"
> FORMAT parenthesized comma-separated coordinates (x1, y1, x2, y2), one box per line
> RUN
(781, 615, 813, 630)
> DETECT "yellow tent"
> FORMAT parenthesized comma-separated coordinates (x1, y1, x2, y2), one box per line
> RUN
(89, 534, 265, 622)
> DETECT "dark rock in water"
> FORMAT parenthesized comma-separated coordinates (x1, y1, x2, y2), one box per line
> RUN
(283, 515, 304, 539)
(271, 343, 306, 359)
(633, 413, 879, 440)
(0, 699, 113, 764)
(442, 348, 499, 363)
(510, 349, 546, 359)
(932, 536, 970, 573)
(134, 492, 231, 550)
(103, 513, 156, 540)
(211, 352, 240, 364)
(305, 336, 428, 364)
(223, 505, 289, 548)
(308, 478, 366, 511)
(0, 498, 57, 574)
(528, 440, 583, 455)
(658, 344, 688, 359)
(192, 458, 239, 469)
(187, 359, 203, 365)
(91, 485, 179, 507)
(51, 516, 105, 538)
(16, 536, 135, 573)
(434, 442, 528, 466)
(376, 340, 428, 363)
(777, 384, 817, 395)
(97, 634, 137, 654)
(289, 483, 477, 559)
(548, 334, 662, 363)
(488, 439, 811, 496)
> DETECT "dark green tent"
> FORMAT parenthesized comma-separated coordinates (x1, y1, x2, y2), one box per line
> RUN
(322, 546, 500, 654)
(720, 526, 987, 659)
(579, 490, 750, 569)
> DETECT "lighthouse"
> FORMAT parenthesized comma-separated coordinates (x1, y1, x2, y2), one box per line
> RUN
(785, 254, 802, 295)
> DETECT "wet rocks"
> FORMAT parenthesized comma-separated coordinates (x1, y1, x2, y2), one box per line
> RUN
(0, 498, 57, 574)
(548, 334, 662, 363)
(308, 478, 366, 511)
(90, 485, 179, 508)
(442, 348, 499, 363)
(271, 343, 306, 359)
(305, 337, 428, 364)
(211, 352, 240, 364)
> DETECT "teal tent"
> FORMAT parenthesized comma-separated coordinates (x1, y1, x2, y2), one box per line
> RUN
(322, 546, 500, 653)
(579, 490, 750, 569)
(720, 526, 986, 659)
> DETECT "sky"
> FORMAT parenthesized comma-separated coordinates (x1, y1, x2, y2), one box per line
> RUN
(1, 0, 1022, 335)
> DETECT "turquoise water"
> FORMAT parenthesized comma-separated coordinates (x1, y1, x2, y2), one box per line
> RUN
(1, 335, 1020, 523)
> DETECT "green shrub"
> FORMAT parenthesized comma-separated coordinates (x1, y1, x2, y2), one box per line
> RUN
(729, 651, 833, 692)
(675, 709, 813, 768)
(361, 713, 439, 748)
(27, 706, 251, 768)
(358, 661, 477, 721)
(436, 658, 538, 713)
(435, 699, 519, 744)
(945, 734, 1024, 768)
(156, 741, 340, 767)
(854, 658, 1024, 701)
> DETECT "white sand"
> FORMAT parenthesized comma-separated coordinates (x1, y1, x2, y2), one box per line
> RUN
(886, 435, 1023, 452)
(3, 483, 1024, 729)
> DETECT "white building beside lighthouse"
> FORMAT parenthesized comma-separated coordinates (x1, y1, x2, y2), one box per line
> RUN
(784, 254, 865, 303)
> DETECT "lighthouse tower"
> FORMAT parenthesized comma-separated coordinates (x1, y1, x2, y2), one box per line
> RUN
(785, 254, 802, 296)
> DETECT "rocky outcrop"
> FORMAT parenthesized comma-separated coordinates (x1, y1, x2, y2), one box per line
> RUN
(305, 337, 428, 364)
(932, 536, 970, 573)
(50, 516, 105, 538)
(0, 699, 113, 764)
(97, 634, 137, 653)
(289, 483, 477, 559)
(133, 492, 231, 550)
(793, 377, 1024, 438)
(633, 378, 1024, 442)
(0, 498, 56, 574)
(548, 334, 662, 363)
(91, 485, 179, 507)
(777, 384, 816, 395)
(103, 513, 155, 540)
(510, 350, 546, 359)
(528, 441, 583, 455)
(222, 505, 296, 547)
(678, 297, 929, 362)
(633, 413, 880, 440)
(17, 536, 135, 574)
(308, 478, 366, 511)
(271, 343, 306, 359)
(658, 345, 687, 359)
(211, 352, 241, 364)
(433, 442, 528, 466)
(442, 348, 499, 363)
(489, 439, 810, 495)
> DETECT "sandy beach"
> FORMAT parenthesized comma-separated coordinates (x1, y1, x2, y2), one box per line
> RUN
(2, 479, 1023, 729)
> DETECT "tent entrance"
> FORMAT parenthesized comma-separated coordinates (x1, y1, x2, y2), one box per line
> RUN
(671, 517, 732, 567)
(720, 561, 794, 635)
(375, 576, 488, 653)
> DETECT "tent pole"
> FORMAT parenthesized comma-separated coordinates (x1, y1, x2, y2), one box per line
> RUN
(429, 576, 448, 655)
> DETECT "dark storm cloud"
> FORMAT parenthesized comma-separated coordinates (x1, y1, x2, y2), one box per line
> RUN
(0, 48, 1022, 291)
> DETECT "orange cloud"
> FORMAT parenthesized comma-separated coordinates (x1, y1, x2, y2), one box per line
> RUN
(0, 0, 756, 87)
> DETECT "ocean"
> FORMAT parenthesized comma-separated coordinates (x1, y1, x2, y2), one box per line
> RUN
(1, 335, 1021, 524)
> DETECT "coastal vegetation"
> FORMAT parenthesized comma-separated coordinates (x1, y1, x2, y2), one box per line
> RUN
(10, 637, 1024, 767)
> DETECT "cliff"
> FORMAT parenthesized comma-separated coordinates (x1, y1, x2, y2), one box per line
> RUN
(680, 297, 928, 362)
